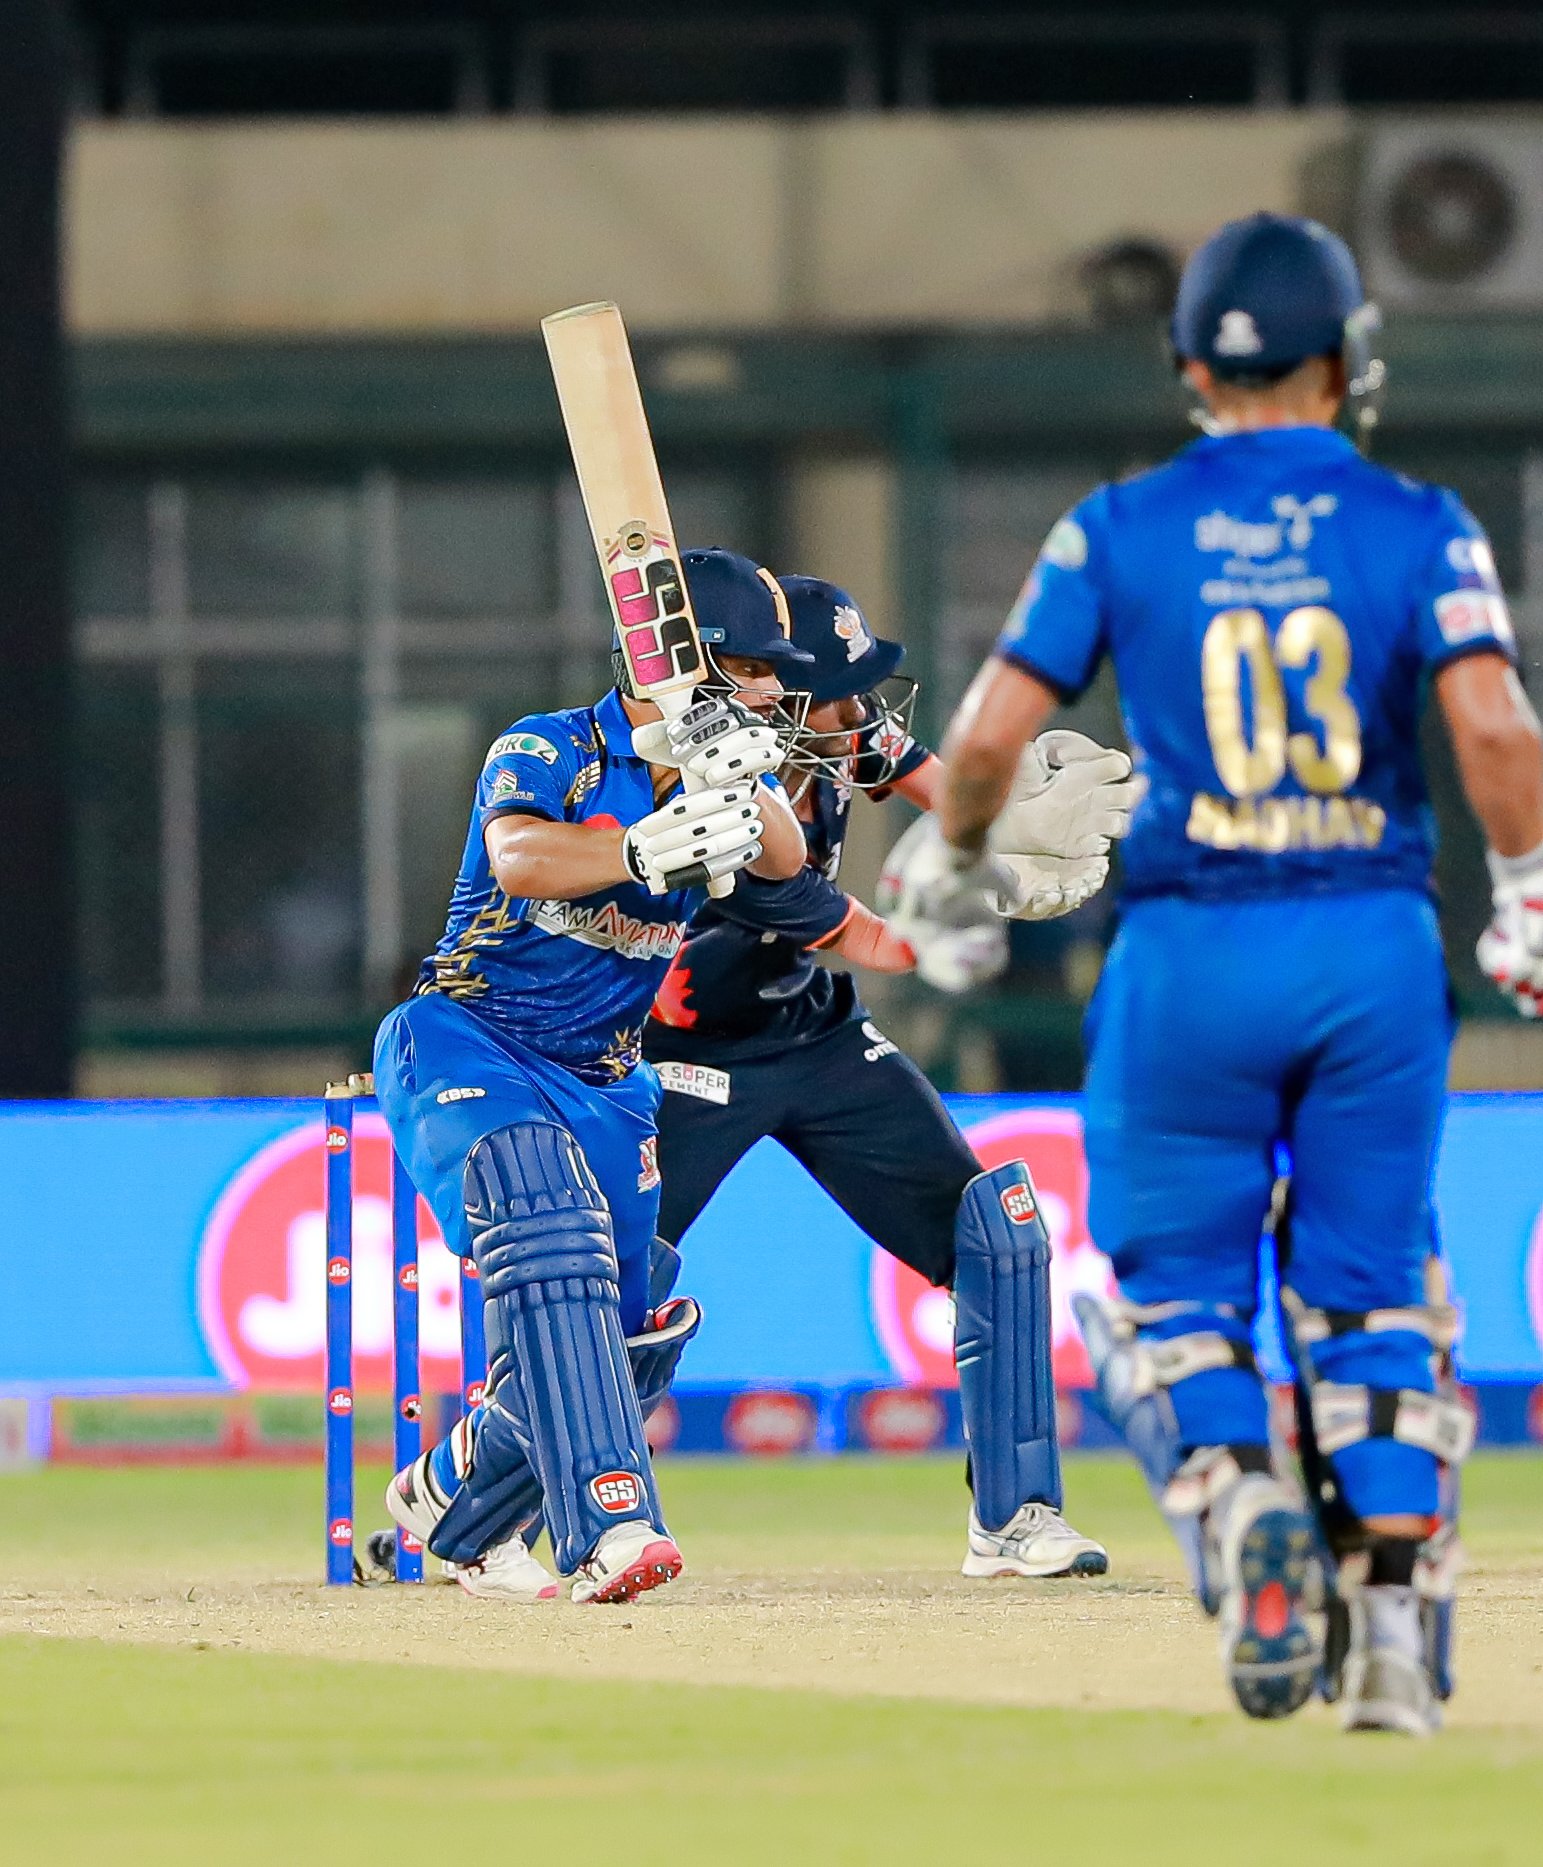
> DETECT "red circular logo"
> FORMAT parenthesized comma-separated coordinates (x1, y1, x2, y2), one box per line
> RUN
(855, 1387, 945, 1453)
(197, 1116, 470, 1395)
(326, 1387, 352, 1416)
(869, 1105, 1116, 1391)
(328, 1518, 352, 1545)
(725, 1389, 818, 1455)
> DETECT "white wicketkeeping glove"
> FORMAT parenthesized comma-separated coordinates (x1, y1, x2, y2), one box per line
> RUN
(1476, 841, 1543, 1017)
(631, 696, 785, 787)
(622, 784, 765, 894)
(987, 730, 1140, 921)
(877, 815, 1010, 993)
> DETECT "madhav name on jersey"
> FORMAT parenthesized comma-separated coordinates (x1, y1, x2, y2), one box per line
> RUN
(1186, 791, 1387, 853)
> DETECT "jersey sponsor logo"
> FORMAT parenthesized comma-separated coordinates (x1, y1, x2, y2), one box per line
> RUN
(195, 1116, 465, 1394)
(1195, 494, 1337, 560)
(724, 1390, 818, 1455)
(1040, 514, 1088, 570)
(530, 898, 688, 963)
(870, 1106, 1115, 1391)
(1434, 590, 1514, 649)
(860, 1019, 898, 1062)
(1214, 308, 1264, 357)
(488, 771, 539, 806)
(637, 1135, 661, 1192)
(1445, 535, 1499, 585)
(655, 1060, 730, 1105)
(1186, 791, 1387, 853)
(590, 1470, 644, 1515)
(486, 731, 560, 766)
(833, 603, 872, 661)
(1000, 1180, 1037, 1225)
(434, 1086, 487, 1105)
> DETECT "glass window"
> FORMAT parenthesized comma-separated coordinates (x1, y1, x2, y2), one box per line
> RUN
(77, 668, 161, 1002)
(74, 480, 151, 621)
(395, 478, 553, 618)
(196, 661, 360, 1004)
(185, 481, 356, 620)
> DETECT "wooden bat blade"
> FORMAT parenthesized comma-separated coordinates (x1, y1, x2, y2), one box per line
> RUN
(541, 301, 708, 704)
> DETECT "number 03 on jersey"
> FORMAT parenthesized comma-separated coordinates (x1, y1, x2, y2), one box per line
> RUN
(1189, 604, 1388, 853)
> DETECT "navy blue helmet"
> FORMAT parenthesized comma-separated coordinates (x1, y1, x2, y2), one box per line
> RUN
(776, 575, 919, 791)
(1171, 212, 1384, 436)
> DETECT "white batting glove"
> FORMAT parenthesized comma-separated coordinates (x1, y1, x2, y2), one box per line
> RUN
(622, 784, 765, 894)
(631, 697, 785, 787)
(877, 815, 1010, 993)
(1476, 841, 1543, 1017)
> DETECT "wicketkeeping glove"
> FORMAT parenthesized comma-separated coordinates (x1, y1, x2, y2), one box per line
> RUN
(1476, 840, 1543, 1017)
(987, 730, 1140, 921)
(631, 696, 785, 787)
(877, 816, 1010, 993)
(622, 784, 765, 894)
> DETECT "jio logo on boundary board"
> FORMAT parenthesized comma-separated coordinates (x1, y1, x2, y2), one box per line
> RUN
(196, 1117, 468, 1393)
(868, 1105, 1117, 1391)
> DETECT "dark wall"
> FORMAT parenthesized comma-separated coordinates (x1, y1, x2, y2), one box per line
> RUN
(0, 2, 73, 1095)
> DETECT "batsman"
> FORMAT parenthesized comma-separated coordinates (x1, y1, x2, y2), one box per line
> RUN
(890, 213, 1543, 1732)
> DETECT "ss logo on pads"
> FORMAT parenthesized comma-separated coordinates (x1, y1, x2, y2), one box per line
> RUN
(591, 1472, 643, 1514)
(1000, 1182, 1037, 1225)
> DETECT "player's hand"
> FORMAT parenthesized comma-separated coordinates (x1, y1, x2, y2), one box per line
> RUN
(877, 815, 1010, 993)
(1476, 842, 1543, 1016)
(632, 697, 785, 786)
(622, 784, 765, 894)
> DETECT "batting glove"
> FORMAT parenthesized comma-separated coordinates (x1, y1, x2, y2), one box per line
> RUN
(622, 784, 765, 894)
(1476, 840, 1543, 1017)
(631, 696, 785, 787)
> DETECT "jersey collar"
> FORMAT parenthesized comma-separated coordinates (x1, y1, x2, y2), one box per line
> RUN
(593, 686, 642, 761)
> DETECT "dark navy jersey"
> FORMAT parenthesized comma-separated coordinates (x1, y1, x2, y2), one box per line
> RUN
(644, 731, 931, 1062)
(417, 687, 731, 1083)
(997, 427, 1517, 904)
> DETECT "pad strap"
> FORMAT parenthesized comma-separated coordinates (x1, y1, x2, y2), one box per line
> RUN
(1309, 1383, 1476, 1464)
(1289, 1300, 1459, 1353)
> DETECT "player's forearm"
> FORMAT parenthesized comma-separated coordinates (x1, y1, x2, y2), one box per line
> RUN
(1438, 656, 1543, 856)
(819, 900, 916, 973)
(891, 755, 943, 811)
(938, 659, 1059, 852)
(745, 785, 807, 881)
(486, 817, 629, 900)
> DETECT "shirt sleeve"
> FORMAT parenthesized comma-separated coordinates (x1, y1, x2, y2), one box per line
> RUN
(476, 718, 580, 827)
(993, 492, 1109, 700)
(708, 865, 853, 947)
(1411, 492, 1519, 672)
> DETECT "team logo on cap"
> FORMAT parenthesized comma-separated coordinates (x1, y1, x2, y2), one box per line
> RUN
(833, 604, 872, 662)
(1214, 309, 1264, 357)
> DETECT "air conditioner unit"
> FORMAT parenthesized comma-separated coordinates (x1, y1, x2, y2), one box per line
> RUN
(1359, 119, 1543, 309)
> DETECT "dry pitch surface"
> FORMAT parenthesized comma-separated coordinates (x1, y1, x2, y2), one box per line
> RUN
(3, 1455, 1542, 1865)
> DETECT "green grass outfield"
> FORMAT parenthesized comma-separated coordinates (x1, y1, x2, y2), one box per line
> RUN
(3, 1454, 1541, 1867)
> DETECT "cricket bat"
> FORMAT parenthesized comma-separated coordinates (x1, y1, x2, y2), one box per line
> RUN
(541, 300, 732, 896)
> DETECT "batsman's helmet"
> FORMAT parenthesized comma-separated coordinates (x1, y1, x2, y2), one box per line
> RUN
(1171, 212, 1385, 437)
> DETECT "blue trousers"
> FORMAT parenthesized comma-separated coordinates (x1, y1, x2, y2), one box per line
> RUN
(373, 994, 662, 1334)
(1083, 889, 1452, 1520)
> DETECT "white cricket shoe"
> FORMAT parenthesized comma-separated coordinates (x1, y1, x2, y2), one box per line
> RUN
(447, 1536, 561, 1604)
(961, 1502, 1109, 1579)
(570, 1520, 684, 1606)
(1341, 1586, 1439, 1737)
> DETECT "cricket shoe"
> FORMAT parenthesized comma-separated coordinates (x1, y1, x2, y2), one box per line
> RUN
(447, 1535, 561, 1604)
(961, 1503, 1109, 1579)
(1215, 1477, 1320, 1720)
(1340, 1586, 1439, 1737)
(570, 1521, 684, 1605)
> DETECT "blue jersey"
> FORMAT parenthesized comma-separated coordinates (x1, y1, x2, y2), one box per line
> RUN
(416, 686, 709, 1083)
(997, 427, 1517, 902)
(643, 730, 932, 1061)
